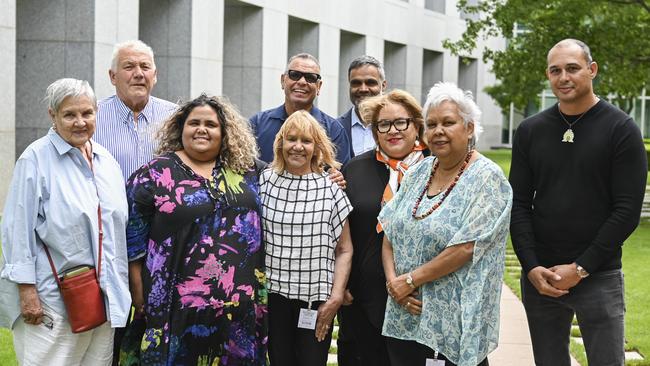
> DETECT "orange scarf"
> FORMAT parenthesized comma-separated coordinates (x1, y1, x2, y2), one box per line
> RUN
(375, 141, 427, 233)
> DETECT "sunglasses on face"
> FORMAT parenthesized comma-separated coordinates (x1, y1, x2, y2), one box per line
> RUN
(375, 118, 412, 133)
(286, 69, 322, 84)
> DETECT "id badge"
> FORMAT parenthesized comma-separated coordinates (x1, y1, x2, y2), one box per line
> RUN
(297, 308, 318, 330)
(426, 358, 445, 366)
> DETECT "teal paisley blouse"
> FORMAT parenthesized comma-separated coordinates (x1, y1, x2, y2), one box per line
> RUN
(378, 155, 512, 366)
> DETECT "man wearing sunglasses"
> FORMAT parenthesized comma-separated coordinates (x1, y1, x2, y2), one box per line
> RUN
(337, 56, 387, 159)
(250, 53, 351, 164)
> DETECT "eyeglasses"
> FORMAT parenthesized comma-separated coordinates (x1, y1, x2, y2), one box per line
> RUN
(286, 70, 321, 84)
(41, 314, 54, 330)
(375, 118, 412, 133)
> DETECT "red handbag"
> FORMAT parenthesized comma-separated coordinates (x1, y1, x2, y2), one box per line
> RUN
(44, 204, 107, 333)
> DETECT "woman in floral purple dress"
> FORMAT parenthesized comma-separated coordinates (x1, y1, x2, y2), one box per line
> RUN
(122, 94, 267, 365)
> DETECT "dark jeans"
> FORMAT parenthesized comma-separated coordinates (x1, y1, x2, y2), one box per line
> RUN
(337, 303, 390, 366)
(521, 269, 625, 366)
(268, 293, 333, 366)
(386, 336, 489, 366)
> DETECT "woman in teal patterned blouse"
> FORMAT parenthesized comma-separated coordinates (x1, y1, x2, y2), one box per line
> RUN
(379, 82, 512, 366)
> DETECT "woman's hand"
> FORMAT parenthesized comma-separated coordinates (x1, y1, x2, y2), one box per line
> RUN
(18, 284, 43, 325)
(386, 273, 416, 302)
(315, 295, 342, 342)
(129, 260, 145, 316)
(396, 292, 422, 315)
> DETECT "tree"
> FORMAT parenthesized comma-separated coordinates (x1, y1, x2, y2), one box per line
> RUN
(444, 0, 650, 111)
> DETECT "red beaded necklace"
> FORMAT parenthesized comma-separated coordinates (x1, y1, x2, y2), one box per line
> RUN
(411, 150, 474, 220)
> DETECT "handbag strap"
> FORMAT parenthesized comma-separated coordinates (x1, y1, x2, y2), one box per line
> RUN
(43, 143, 103, 284)
(43, 203, 103, 284)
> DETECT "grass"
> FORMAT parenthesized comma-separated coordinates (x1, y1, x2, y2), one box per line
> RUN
(0, 244, 17, 365)
(483, 148, 650, 365)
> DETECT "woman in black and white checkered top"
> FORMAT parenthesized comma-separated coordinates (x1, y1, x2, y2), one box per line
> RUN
(260, 110, 353, 366)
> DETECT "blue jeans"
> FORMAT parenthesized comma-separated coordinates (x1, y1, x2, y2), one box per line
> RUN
(521, 269, 625, 366)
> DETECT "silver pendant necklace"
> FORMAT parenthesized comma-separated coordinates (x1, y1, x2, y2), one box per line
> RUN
(558, 104, 588, 143)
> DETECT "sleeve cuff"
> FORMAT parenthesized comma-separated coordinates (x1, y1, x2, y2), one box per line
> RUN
(0, 262, 37, 284)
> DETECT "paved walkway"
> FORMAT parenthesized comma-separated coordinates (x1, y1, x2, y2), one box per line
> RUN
(490, 284, 580, 365)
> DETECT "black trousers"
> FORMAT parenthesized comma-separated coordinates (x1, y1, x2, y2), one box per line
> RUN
(386, 336, 489, 366)
(268, 293, 333, 366)
(337, 303, 390, 366)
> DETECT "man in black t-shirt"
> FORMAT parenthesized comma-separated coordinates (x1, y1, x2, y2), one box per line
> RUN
(510, 39, 647, 365)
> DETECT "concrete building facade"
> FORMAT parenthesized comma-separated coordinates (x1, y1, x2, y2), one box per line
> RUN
(0, 0, 505, 209)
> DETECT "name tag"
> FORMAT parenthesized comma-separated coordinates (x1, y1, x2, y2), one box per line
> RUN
(426, 358, 445, 366)
(297, 308, 318, 329)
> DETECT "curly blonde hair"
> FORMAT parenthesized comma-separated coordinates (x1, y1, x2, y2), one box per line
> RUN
(358, 89, 425, 143)
(271, 110, 339, 174)
(156, 94, 258, 173)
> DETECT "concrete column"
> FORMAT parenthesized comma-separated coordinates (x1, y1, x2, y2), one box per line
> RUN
(405, 44, 423, 102)
(139, 0, 192, 103)
(0, 0, 16, 210)
(223, 1, 263, 118)
(190, 0, 223, 98)
(260, 8, 288, 110)
(337, 31, 365, 115)
(16, 0, 96, 155)
(317, 24, 339, 116)
(93, 0, 139, 100)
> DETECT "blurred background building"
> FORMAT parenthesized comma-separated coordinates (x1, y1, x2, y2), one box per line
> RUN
(0, 0, 506, 208)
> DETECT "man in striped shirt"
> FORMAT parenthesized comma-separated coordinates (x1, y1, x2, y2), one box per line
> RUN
(94, 40, 177, 181)
(92, 40, 177, 366)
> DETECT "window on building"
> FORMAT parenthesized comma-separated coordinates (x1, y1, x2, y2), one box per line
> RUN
(424, 0, 445, 13)
(421, 49, 444, 104)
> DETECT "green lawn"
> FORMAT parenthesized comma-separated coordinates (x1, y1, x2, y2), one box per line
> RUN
(483, 148, 650, 365)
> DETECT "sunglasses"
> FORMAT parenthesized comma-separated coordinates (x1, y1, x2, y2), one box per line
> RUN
(375, 118, 412, 133)
(286, 69, 321, 84)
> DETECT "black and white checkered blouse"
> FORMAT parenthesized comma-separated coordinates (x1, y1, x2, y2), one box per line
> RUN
(260, 169, 352, 303)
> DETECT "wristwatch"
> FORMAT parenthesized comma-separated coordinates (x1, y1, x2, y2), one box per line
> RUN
(406, 272, 417, 289)
(576, 265, 590, 279)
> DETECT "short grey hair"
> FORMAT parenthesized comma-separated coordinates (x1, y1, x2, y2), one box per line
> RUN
(348, 55, 385, 81)
(285, 53, 320, 72)
(44, 78, 96, 113)
(111, 40, 156, 71)
(423, 81, 483, 145)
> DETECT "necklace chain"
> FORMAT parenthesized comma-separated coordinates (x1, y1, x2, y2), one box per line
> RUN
(411, 150, 474, 220)
(557, 104, 589, 129)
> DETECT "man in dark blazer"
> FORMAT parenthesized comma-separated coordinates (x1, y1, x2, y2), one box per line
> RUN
(337, 56, 387, 159)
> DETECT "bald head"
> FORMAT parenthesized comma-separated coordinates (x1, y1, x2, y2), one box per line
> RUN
(548, 39, 593, 65)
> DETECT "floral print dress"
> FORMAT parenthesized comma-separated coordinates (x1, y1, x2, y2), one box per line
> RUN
(123, 153, 267, 366)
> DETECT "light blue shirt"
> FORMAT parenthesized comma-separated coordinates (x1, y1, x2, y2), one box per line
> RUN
(0, 129, 131, 328)
(94, 95, 177, 181)
(350, 108, 376, 157)
(378, 156, 512, 366)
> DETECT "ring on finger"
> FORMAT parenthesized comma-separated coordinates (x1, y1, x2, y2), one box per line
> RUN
(407, 301, 410, 307)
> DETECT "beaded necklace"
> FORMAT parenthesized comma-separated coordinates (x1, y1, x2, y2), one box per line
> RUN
(411, 150, 474, 220)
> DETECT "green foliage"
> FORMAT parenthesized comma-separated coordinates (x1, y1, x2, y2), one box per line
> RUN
(444, 0, 650, 111)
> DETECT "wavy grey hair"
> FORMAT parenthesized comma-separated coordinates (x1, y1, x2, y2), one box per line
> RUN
(422, 81, 483, 145)
(44, 78, 96, 112)
(111, 40, 156, 71)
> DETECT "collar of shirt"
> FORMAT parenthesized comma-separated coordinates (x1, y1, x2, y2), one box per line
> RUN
(350, 108, 370, 129)
(114, 95, 154, 126)
(269, 104, 324, 121)
(47, 128, 112, 160)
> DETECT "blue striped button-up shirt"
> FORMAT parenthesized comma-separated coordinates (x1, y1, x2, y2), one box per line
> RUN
(0, 129, 132, 327)
(94, 95, 177, 181)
